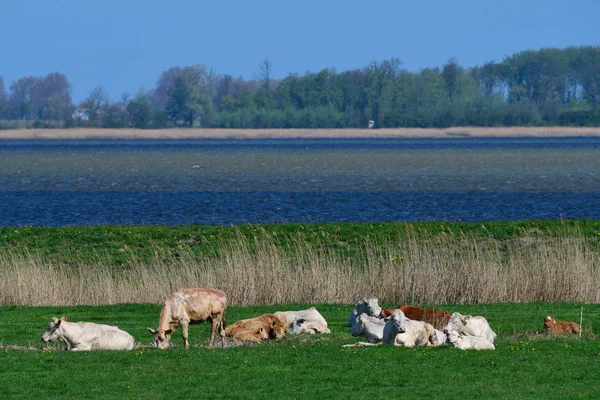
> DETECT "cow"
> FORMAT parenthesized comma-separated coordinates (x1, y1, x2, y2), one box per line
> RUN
(347, 298, 382, 326)
(225, 314, 286, 342)
(443, 312, 497, 344)
(543, 316, 582, 334)
(380, 305, 451, 329)
(42, 316, 134, 351)
(429, 329, 448, 347)
(447, 330, 495, 350)
(382, 309, 434, 347)
(274, 307, 330, 334)
(350, 313, 387, 343)
(147, 288, 227, 349)
(230, 327, 270, 344)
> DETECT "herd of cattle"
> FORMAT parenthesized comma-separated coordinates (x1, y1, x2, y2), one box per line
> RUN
(41, 288, 583, 351)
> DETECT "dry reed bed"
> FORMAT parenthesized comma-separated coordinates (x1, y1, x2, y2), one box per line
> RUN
(2, 127, 600, 140)
(1, 232, 598, 306)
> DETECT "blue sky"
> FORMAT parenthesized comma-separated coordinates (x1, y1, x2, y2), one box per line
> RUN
(2, 0, 599, 103)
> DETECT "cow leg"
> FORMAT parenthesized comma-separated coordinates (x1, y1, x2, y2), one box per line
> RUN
(208, 315, 221, 348)
(181, 321, 190, 349)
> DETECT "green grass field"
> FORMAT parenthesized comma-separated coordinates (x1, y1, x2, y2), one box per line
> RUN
(1, 302, 599, 399)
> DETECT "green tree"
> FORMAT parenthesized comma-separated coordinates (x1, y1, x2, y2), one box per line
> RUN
(166, 65, 215, 127)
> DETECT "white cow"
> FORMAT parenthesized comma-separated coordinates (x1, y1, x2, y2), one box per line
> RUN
(350, 313, 387, 343)
(382, 309, 434, 347)
(347, 298, 382, 326)
(444, 312, 497, 343)
(42, 316, 135, 351)
(429, 329, 448, 347)
(447, 330, 495, 350)
(274, 307, 330, 334)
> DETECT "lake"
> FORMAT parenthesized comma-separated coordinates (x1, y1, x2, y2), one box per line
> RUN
(1, 137, 599, 226)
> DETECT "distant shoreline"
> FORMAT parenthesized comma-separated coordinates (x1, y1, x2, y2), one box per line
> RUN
(2, 127, 600, 139)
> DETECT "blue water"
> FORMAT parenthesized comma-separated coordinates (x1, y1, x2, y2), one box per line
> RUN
(1, 137, 599, 226)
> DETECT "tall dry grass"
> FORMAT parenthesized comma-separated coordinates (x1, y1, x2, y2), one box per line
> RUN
(0, 229, 598, 306)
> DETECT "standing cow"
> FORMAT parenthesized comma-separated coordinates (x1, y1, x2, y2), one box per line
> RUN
(148, 288, 227, 349)
(42, 316, 134, 351)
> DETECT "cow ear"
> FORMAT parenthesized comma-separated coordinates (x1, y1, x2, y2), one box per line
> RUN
(463, 315, 471, 323)
(60, 316, 67, 322)
(147, 328, 157, 334)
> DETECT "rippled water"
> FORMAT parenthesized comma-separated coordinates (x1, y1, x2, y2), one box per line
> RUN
(1, 137, 599, 226)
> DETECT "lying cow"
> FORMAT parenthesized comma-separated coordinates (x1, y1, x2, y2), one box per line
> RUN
(347, 298, 382, 326)
(225, 314, 286, 343)
(447, 330, 495, 350)
(543, 316, 582, 334)
(231, 327, 270, 344)
(148, 288, 227, 349)
(382, 309, 434, 347)
(380, 305, 451, 329)
(274, 307, 330, 334)
(42, 316, 134, 351)
(350, 313, 387, 343)
(443, 312, 497, 343)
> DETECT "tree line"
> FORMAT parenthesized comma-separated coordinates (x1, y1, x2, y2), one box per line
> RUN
(1, 46, 599, 129)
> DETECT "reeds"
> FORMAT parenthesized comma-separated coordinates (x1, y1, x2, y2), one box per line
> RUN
(1, 228, 598, 306)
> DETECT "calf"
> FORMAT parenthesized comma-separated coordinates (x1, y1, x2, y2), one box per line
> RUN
(347, 298, 382, 326)
(429, 329, 448, 347)
(275, 307, 330, 334)
(148, 288, 227, 349)
(543, 316, 582, 334)
(382, 309, 434, 347)
(42, 316, 134, 351)
(225, 314, 286, 342)
(231, 327, 270, 343)
(350, 313, 387, 343)
(443, 312, 497, 343)
(380, 305, 451, 329)
(447, 330, 495, 350)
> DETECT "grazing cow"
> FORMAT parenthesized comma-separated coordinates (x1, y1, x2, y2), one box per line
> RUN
(225, 314, 286, 342)
(274, 307, 330, 334)
(443, 312, 497, 344)
(350, 313, 387, 343)
(148, 288, 227, 349)
(382, 309, 434, 347)
(543, 316, 582, 334)
(380, 305, 451, 329)
(429, 329, 448, 347)
(42, 316, 134, 351)
(447, 330, 495, 350)
(347, 298, 382, 326)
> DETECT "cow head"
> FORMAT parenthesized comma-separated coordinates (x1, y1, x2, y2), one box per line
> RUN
(350, 314, 367, 336)
(270, 318, 286, 339)
(446, 330, 460, 344)
(388, 309, 407, 333)
(147, 327, 174, 349)
(42, 316, 67, 343)
(289, 317, 306, 335)
(543, 316, 555, 330)
(444, 312, 467, 334)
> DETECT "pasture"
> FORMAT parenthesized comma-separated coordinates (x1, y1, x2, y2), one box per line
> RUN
(1, 302, 599, 399)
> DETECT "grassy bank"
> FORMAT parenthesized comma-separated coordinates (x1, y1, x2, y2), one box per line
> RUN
(1, 221, 599, 306)
(1, 303, 598, 399)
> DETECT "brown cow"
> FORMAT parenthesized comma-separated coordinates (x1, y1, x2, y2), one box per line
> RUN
(380, 305, 451, 329)
(543, 316, 582, 334)
(148, 288, 227, 349)
(225, 314, 286, 343)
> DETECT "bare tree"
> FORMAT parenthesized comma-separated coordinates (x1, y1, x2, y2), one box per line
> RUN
(85, 86, 109, 122)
